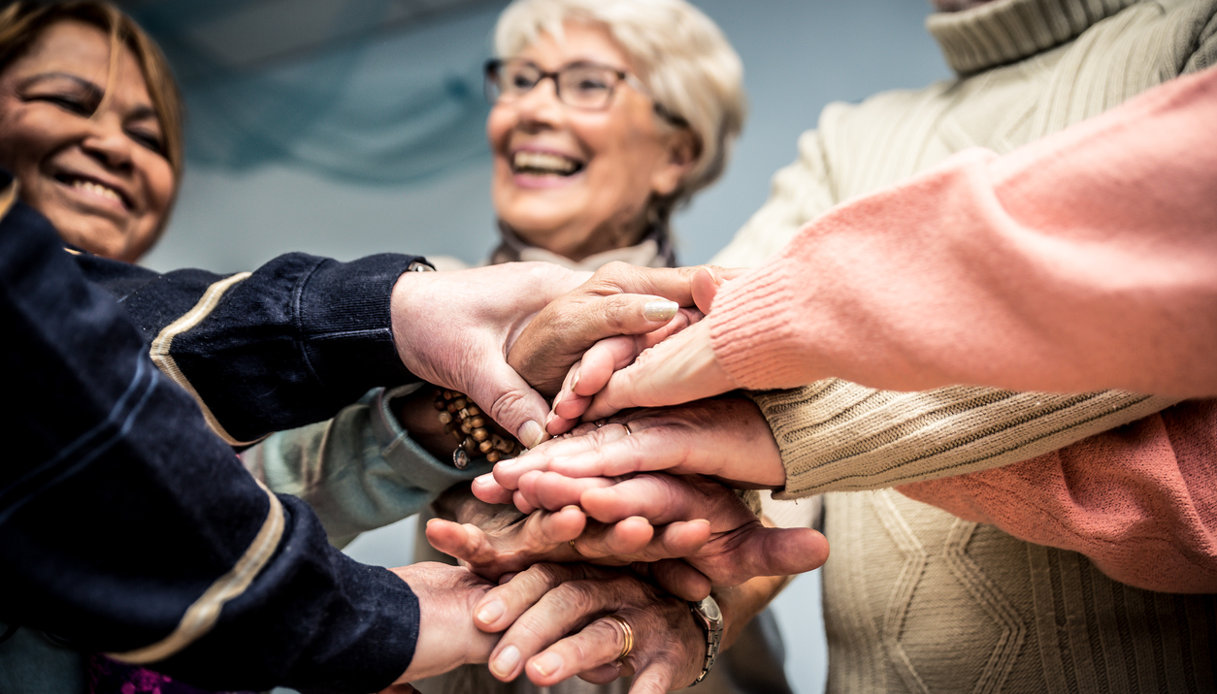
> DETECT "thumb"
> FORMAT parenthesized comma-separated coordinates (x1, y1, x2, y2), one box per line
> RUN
(466, 361, 552, 449)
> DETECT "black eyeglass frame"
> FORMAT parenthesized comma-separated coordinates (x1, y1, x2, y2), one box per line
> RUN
(483, 58, 689, 129)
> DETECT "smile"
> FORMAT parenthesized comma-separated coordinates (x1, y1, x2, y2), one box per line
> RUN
(55, 174, 132, 210)
(511, 150, 584, 176)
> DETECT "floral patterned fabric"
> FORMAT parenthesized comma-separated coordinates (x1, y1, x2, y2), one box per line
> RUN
(87, 654, 256, 694)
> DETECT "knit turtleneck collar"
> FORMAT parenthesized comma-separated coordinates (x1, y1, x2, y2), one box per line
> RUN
(927, 0, 1137, 75)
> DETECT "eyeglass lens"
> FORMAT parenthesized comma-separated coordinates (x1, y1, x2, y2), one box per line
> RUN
(488, 60, 622, 110)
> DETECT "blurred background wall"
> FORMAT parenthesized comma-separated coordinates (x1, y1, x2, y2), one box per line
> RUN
(116, 1, 950, 691)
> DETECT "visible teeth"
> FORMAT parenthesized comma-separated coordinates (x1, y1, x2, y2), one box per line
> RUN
(512, 151, 580, 175)
(72, 179, 122, 204)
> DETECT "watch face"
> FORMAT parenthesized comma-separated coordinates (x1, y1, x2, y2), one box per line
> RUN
(697, 596, 723, 626)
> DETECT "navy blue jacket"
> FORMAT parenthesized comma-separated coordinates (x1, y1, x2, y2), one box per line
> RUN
(1, 171, 426, 693)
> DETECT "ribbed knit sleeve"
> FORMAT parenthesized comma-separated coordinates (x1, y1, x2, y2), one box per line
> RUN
(753, 383, 1174, 498)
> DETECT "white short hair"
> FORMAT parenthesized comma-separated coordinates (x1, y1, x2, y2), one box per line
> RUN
(494, 0, 746, 213)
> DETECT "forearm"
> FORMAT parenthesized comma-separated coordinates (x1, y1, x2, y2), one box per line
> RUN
(75, 248, 424, 444)
(242, 386, 486, 547)
(752, 381, 1174, 497)
(898, 399, 1217, 593)
(1, 196, 417, 692)
(712, 67, 1217, 398)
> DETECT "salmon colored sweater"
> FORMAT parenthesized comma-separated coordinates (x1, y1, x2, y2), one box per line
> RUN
(710, 66, 1217, 593)
(710, 66, 1217, 399)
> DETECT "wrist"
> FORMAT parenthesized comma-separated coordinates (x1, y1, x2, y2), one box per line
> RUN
(388, 260, 437, 377)
(687, 594, 724, 686)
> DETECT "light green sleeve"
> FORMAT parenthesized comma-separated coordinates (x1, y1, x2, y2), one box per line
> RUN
(242, 385, 490, 547)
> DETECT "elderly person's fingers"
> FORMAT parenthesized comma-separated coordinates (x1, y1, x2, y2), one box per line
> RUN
(572, 472, 828, 587)
(567, 518, 712, 566)
(582, 321, 735, 422)
(494, 398, 786, 497)
(471, 473, 516, 504)
(578, 473, 751, 525)
(424, 505, 586, 580)
(481, 565, 638, 680)
(517, 469, 614, 511)
(546, 302, 704, 435)
(688, 523, 830, 586)
(390, 262, 591, 449)
(488, 421, 641, 494)
(508, 292, 682, 396)
(648, 558, 713, 601)
(506, 261, 709, 396)
(690, 264, 749, 312)
(474, 564, 703, 689)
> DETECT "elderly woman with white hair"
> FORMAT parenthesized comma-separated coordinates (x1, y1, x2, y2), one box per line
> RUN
(243, 0, 806, 692)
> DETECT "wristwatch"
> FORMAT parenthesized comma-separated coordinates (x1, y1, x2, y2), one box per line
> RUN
(688, 595, 724, 685)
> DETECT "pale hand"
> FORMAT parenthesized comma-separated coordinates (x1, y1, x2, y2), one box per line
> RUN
(480, 397, 788, 498)
(545, 265, 745, 431)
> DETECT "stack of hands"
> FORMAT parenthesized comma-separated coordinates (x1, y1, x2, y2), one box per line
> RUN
(388, 262, 828, 693)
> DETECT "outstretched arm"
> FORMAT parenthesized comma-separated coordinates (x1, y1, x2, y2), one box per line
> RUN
(566, 67, 1217, 423)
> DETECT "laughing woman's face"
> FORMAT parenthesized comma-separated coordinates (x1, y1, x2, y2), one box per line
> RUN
(0, 19, 175, 262)
(487, 22, 690, 262)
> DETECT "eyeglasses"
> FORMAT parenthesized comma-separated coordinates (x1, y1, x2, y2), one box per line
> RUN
(484, 58, 688, 128)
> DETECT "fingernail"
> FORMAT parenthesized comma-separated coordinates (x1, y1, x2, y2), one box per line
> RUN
(476, 599, 505, 625)
(490, 645, 520, 678)
(531, 652, 563, 678)
(570, 368, 581, 391)
(643, 299, 679, 321)
(519, 420, 545, 448)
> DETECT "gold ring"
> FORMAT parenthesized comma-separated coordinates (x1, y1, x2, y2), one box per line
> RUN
(569, 539, 579, 554)
(605, 614, 634, 661)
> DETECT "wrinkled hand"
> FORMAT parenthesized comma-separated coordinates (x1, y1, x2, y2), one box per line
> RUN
(474, 564, 705, 693)
(479, 397, 788, 498)
(391, 262, 588, 448)
(424, 484, 712, 599)
(545, 266, 744, 430)
(392, 261, 709, 449)
(385, 562, 497, 683)
(469, 469, 825, 597)
(507, 262, 710, 396)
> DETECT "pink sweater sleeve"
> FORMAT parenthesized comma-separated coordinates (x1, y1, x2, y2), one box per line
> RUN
(708, 66, 1217, 398)
(899, 399, 1217, 593)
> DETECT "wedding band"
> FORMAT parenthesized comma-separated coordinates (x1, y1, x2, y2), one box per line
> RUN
(605, 614, 634, 661)
(569, 539, 579, 554)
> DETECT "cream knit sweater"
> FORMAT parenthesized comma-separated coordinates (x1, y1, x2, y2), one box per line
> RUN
(710, 0, 1217, 690)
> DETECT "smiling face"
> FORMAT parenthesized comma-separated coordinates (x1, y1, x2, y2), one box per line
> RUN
(0, 19, 175, 262)
(487, 21, 693, 261)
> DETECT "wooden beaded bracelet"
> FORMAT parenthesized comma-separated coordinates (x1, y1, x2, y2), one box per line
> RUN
(433, 388, 525, 468)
